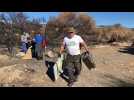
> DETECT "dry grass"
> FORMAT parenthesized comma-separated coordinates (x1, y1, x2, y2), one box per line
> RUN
(97, 26, 134, 43)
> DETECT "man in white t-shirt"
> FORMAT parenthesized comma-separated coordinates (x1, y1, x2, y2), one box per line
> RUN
(60, 27, 89, 87)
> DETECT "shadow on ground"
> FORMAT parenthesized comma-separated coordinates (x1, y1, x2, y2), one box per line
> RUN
(118, 46, 134, 55)
(100, 74, 134, 87)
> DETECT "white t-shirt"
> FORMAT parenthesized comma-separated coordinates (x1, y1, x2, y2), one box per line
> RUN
(63, 35, 84, 55)
(21, 33, 30, 43)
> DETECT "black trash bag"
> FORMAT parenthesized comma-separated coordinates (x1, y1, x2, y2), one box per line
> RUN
(81, 51, 96, 70)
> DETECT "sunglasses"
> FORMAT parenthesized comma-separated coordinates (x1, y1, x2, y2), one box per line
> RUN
(68, 32, 74, 34)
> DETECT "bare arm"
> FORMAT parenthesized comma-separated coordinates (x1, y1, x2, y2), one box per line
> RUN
(80, 42, 90, 52)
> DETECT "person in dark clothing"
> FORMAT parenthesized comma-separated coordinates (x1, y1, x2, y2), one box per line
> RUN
(60, 27, 90, 87)
(31, 41, 36, 58)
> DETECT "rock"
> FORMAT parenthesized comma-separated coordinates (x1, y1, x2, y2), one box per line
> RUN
(24, 68, 35, 73)
(24, 68, 28, 72)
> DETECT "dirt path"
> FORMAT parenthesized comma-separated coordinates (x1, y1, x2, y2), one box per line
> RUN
(0, 45, 134, 87)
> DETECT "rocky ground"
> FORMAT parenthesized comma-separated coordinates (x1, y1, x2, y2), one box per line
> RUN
(0, 43, 134, 87)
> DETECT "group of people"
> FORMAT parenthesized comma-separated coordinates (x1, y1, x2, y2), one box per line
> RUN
(20, 27, 91, 87)
(21, 31, 47, 60)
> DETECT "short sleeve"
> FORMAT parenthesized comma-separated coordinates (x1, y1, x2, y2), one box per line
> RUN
(78, 36, 84, 43)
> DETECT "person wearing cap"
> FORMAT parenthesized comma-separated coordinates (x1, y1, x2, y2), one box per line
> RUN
(60, 27, 89, 87)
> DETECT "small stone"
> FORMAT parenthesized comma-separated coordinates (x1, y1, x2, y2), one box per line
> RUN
(120, 64, 124, 66)
(24, 69, 28, 72)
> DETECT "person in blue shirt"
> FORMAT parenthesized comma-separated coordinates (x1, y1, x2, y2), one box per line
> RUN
(33, 32, 44, 60)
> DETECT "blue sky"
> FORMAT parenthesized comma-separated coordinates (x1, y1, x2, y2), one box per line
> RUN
(25, 12, 134, 28)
